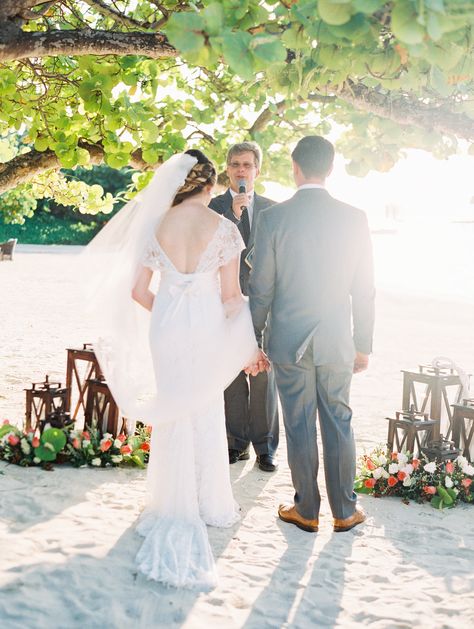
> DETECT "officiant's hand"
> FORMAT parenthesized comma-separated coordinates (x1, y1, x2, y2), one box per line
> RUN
(232, 193, 250, 220)
(353, 351, 369, 374)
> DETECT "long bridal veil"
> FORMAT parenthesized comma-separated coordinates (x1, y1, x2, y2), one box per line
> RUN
(82, 153, 198, 428)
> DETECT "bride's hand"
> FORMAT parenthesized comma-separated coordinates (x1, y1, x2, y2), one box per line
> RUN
(244, 349, 271, 376)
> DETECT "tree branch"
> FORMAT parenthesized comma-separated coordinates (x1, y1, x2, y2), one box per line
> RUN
(340, 81, 474, 141)
(0, 28, 177, 62)
(81, 0, 156, 31)
(0, 143, 149, 194)
(248, 100, 286, 136)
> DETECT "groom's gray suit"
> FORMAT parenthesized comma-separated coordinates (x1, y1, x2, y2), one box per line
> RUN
(248, 187, 375, 520)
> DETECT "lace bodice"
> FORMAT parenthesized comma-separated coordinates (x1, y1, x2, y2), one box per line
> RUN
(141, 217, 244, 275)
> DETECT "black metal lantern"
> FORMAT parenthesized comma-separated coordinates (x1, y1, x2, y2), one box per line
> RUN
(421, 435, 460, 463)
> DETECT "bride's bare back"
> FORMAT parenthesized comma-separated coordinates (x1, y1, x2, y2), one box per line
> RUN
(155, 200, 221, 274)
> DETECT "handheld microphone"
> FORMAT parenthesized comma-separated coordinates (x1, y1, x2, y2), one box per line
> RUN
(238, 179, 247, 212)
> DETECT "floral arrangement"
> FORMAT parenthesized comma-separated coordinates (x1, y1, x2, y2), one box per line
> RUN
(355, 447, 474, 509)
(0, 420, 151, 470)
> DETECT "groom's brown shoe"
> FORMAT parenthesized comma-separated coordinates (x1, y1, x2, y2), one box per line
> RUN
(333, 507, 366, 533)
(278, 504, 318, 533)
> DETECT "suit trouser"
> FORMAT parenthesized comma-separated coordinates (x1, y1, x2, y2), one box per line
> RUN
(224, 368, 279, 456)
(273, 349, 357, 520)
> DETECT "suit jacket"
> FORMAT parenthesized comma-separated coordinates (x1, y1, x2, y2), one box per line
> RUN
(209, 189, 274, 295)
(248, 188, 375, 366)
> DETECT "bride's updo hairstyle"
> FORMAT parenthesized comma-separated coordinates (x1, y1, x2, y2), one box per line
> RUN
(172, 149, 217, 206)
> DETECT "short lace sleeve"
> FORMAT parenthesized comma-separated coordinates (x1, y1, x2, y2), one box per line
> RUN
(140, 236, 164, 271)
(216, 219, 245, 267)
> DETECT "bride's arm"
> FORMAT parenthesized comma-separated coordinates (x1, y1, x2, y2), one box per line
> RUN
(219, 255, 243, 315)
(131, 265, 154, 311)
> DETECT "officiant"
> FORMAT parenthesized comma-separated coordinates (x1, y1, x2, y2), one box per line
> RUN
(210, 142, 279, 472)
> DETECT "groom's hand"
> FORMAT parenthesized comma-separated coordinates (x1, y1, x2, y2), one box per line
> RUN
(353, 352, 369, 374)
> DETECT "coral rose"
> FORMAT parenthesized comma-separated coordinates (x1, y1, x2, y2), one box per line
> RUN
(139, 442, 150, 452)
(391, 452, 398, 461)
(462, 478, 472, 489)
(117, 433, 126, 443)
(366, 458, 376, 470)
(120, 445, 132, 455)
(82, 431, 90, 440)
(32, 437, 40, 448)
(100, 439, 112, 452)
(445, 461, 454, 474)
(364, 478, 376, 488)
(423, 486, 436, 495)
(387, 476, 398, 487)
(397, 471, 407, 481)
(72, 438, 81, 449)
(411, 458, 420, 470)
(7, 434, 20, 446)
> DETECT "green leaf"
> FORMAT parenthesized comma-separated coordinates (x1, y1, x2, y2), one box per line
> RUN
(352, 0, 385, 13)
(222, 30, 254, 80)
(318, 0, 352, 26)
(391, 0, 425, 44)
(165, 12, 205, 54)
(252, 38, 287, 63)
(202, 2, 224, 35)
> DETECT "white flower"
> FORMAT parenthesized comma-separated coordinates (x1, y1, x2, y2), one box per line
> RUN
(445, 476, 453, 488)
(113, 438, 123, 449)
(402, 464, 414, 475)
(20, 438, 31, 455)
(373, 467, 384, 480)
(463, 463, 474, 476)
(103, 433, 113, 440)
(91, 458, 102, 467)
(403, 476, 412, 487)
(33, 457, 41, 464)
(397, 452, 408, 465)
(82, 440, 91, 448)
(456, 455, 467, 466)
(388, 463, 399, 474)
(111, 454, 122, 464)
(424, 462, 436, 474)
(382, 469, 390, 479)
(377, 454, 387, 466)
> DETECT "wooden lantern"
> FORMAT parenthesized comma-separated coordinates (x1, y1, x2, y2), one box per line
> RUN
(401, 364, 465, 441)
(65, 343, 103, 421)
(386, 405, 437, 456)
(84, 378, 126, 437)
(451, 398, 474, 462)
(25, 375, 69, 432)
(421, 436, 459, 463)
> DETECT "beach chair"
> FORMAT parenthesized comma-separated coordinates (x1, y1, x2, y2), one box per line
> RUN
(0, 238, 17, 261)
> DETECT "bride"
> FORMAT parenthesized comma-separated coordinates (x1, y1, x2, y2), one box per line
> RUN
(85, 149, 266, 590)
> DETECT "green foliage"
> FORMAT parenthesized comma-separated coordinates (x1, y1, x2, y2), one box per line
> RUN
(0, 0, 472, 218)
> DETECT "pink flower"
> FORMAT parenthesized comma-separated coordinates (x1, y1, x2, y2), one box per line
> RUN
(387, 476, 398, 487)
(445, 461, 454, 474)
(364, 478, 376, 488)
(424, 486, 436, 495)
(120, 445, 132, 455)
(72, 438, 81, 449)
(7, 434, 20, 446)
(100, 439, 112, 452)
(2, 419, 10, 425)
(117, 433, 126, 443)
(462, 478, 472, 489)
(32, 437, 40, 448)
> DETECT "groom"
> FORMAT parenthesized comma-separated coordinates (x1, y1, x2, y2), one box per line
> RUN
(248, 136, 375, 532)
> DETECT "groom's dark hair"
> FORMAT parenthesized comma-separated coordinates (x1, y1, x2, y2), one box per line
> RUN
(291, 136, 334, 178)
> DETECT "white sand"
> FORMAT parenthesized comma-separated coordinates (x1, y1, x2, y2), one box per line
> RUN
(1, 245, 474, 628)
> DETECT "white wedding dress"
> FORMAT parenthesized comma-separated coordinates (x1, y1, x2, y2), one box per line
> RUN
(135, 216, 257, 590)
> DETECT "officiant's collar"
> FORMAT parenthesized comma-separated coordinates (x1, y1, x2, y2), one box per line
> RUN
(298, 183, 325, 190)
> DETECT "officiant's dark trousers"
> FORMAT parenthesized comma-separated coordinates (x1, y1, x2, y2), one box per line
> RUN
(273, 347, 357, 521)
(224, 369, 279, 456)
